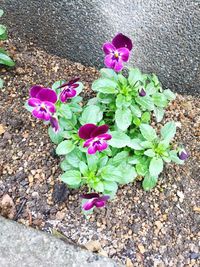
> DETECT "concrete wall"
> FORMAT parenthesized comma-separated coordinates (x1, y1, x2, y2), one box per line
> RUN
(1, 0, 200, 94)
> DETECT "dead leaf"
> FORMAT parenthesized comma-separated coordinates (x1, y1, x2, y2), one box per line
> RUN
(0, 194, 16, 219)
(0, 124, 6, 135)
(84, 240, 101, 252)
(138, 244, 145, 254)
(193, 206, 200, 213)
(126, 257, 134, 267)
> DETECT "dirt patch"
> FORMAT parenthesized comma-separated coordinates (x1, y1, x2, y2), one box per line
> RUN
(0, 39, 200, 267)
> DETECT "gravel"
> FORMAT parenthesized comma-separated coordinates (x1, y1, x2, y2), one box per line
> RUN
(0, 39, 199, 267)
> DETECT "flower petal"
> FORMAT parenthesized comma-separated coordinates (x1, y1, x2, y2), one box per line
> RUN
(178, 150, 189, 160)
(88, 145, 98, 154)
(98, 195, 110, 202)
(113, 60, 124, 72)
(96, 141, 108, 152)
(68, 78, 80, 85)
(98, 133, 112, 140)
(81, 193, 99, 199)
(28, 97, 41, 107)
(83, 138, 94, 147)
(118, 47, 130, 62)
(103, 42, 115, 54)
(139, 88, 146, 97)
(44, 101, 56, 113)
(59, 78, 80, 89)
(91, 124, 109, 137)
(104, 54, 116, 69)
(37, 88, 57, 103)
(82, 199, 95, 210)
(50, 117, 60, 133)
(30, 85, 43, 97)
(32, 109, 51, 121)
(60, 90, 68, 102)
(78, 124, 98, 139)
(94, 200, 106, 208)
(112, 33, 133, 51)
(66, 88, 77, 98)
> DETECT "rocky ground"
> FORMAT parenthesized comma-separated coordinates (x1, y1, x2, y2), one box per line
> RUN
(0, 39, 199, 267)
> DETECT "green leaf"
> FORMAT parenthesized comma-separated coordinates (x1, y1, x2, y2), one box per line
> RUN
(97, 93, 113, 104)
(100, 165, 122, 181)
(0, 24, 6, 36)
(142, 173, 158, 191)
(58, 104, 72, 119)
(161, 121, 176, 143)
(112, 151, 129, 166)
(60, 160, 74, 171)
(79, 161, 88, 175)
(136, 163, 148, 176)
(0, 52, 15, 66)
(61, 170, 81, 185)
(0, 78, 3, 88)
(100, 68, 118, 81)
(130, 104, 142, 117)
(140, 124, 157, 141)
(98, 156, 108, 168)
(0, 30, 7, 40)
(59, 115, 77, 130)
(144, 149, 155, 157)
(118, 164, 137, 184)
(163, 89, 176, 101)
(149, 157, 163, 177)
(133, 116, 141, 126)
(145, 82, 157, 95)
(48, 127, 64, 144)
(0, 10, 4, 17)
(128, 68, 143, 86)
(79, 105, 103, 125)
(118, 74, 127, 85)
(68, 102, 82, 113)
(56, 140, 75, 155)
(115, 108, 132, 131)
(75, 82, 84, 95)
(140, 141, 153, 149)
(103, 181, 118, 193)
(152, 74, 160, 86)
(128, 155, 141, 165)
(127, 138, 143, 150)
(108, 131, 130, 148)
(86, 154, 98, 172)
(136, 96, 154, 110)
(141, 112, 150, 123)
(154, 106, 164, 122)
(152, 93, 168, 107)
(66, 148, 85, 168)
(116, 94, 131, 108)
(93, 181, 104, 192)
(92, 78, 117, 94)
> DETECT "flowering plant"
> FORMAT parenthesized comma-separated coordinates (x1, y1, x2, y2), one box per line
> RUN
(25, 33, 188, 213)
(0, 9, 15, 88)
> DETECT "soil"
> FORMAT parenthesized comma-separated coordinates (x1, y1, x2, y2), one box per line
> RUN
(0, 39, 200, 267)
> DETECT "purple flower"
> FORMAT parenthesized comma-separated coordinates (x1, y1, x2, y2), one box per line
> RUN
(50, 117, 60, 133)
(103, 33, 133, 72)
(28, 85, 57, 121)
(58, 78, 79, 102)
(81, 193, 110, 211)
(139, 88, 146, 97)
(78, 124, 112, 154)
(178, 149, 189, 160)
